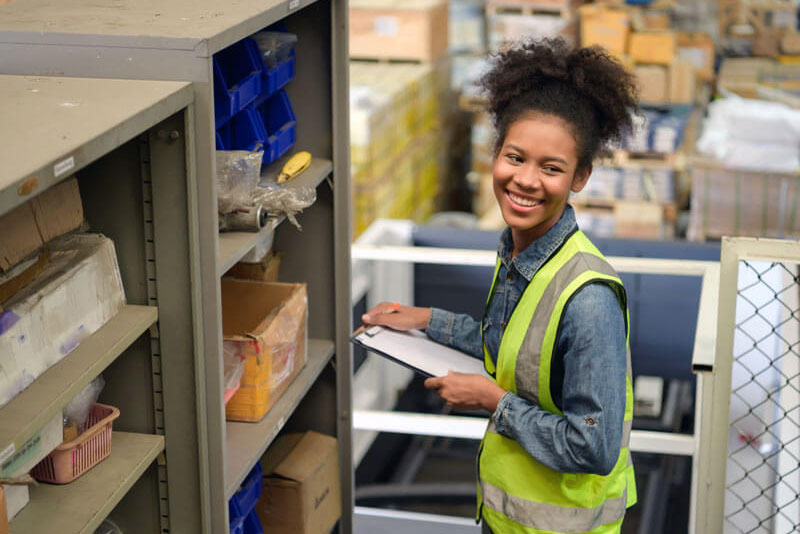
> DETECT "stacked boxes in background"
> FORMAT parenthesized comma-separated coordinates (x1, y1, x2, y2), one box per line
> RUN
(487, 0, 579, 52)
(349, 0, 452, 239)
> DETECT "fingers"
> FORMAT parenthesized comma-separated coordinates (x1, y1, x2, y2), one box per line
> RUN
(424, 377, 443, 390)
(362, 302, 402, 324)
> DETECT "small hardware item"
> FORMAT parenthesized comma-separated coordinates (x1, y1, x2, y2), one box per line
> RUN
(219, 206, 268, 232)
(277, 151, 311, 184)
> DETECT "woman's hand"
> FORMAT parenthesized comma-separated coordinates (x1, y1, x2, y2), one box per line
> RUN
(361, 302, 431, 332)
(424, 371, 506, 413)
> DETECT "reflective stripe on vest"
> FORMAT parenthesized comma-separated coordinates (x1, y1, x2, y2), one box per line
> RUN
(478, 230, 637, 533)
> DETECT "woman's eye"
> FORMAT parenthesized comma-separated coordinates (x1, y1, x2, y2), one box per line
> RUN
(506, 154, 522, 163)
(543, 166, 563, 174)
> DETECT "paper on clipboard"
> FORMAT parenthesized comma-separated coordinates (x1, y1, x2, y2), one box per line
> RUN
(351, 326, 489, 378)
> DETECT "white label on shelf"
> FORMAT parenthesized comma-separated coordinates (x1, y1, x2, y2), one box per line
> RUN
(289, 0, 300, 10)
(374, 16, 398, 37)
(53, 156, 75, 178)
(0, 443, 14, 465)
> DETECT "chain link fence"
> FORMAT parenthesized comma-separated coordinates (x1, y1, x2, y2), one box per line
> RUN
(725, 261, 800, 534)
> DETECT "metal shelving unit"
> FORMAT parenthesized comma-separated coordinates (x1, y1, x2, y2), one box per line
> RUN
(0, 74, 199, 533)
(0, 2, 353, 533)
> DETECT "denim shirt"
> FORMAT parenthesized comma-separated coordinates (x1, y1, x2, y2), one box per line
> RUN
(426, 206, 628, 475)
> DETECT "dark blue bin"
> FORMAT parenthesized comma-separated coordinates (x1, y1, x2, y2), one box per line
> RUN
(243, 509, 264, 534)
(215, 107, 264, 153)
(214, 38, 263, 128)
(252, 90, 297, 165)
(261, 49, 295, 98)
(230, 517, 245, 534)
(229, 462, 263, 525)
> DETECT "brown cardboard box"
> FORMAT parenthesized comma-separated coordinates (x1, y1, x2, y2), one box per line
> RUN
(258, 431, 341, 534)
(781, 32, 800, 55)
(0, 485, 7, 534)
(579, 5, 630, 57)
(614, 201, 664, 239)
(225, 251, 282, 282)
(628, 31, 676, 65)
(643, 12, 671, 30)
(635, 65, 668, 103)
(0, 178, 83, 272)
(222, 280, 308, 422)
(349, 0, 449, 62)
(669, 58, 695, 104)
(677, 32, 715, 81)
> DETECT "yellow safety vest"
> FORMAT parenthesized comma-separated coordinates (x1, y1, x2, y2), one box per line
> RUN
(478, 230, 637, 534)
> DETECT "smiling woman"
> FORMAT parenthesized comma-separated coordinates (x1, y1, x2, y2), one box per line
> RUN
(362, 37, 640, 534)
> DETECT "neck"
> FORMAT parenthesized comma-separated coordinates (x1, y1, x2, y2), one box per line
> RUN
(510, 207, 565, 257)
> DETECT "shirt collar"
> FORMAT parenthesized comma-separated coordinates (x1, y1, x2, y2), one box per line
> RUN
(497, 205, 578, 281)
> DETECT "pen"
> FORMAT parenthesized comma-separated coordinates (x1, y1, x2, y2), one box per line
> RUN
(354, 302, 402, 336)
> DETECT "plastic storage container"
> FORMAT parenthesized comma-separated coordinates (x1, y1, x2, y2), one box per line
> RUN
(252, 90, 297, 165)
(229, 463, 265, 534)
(31, 404, 120, 484)
(214, 38, 263, 128)
(215, 107, 265, 153)
(252, 32, 297, 97)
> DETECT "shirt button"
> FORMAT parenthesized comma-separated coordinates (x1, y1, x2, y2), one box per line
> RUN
(506, 272, 513, 281)
(585, 417, 596, 425)
(501, 321, 507, 329)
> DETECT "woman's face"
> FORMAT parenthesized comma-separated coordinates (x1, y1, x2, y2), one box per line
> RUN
(492, 114, 589, 250)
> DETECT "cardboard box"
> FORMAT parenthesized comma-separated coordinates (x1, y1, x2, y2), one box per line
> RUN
(635, 65, 668, 104)
(0, 178, 83, 272)
(489, 13, 575, 52)
(613, 201, 664, 239)
(0, 485, 7, 534)
(222, 280, 307, 422)
(669, 58, 695, 104)
(257, 431, 341, 534)
(0, 235, 125, 409)
(225, 251, 282, 282)
(643, 12, 671, 30)
(628, 31, 676, 65)
(349, 0, 449, 62)
(579, 5, 630, 57)
(677, 32, 715, 81)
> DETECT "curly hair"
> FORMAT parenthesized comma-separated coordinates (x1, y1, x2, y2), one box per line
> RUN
(480, 38, 639, 172)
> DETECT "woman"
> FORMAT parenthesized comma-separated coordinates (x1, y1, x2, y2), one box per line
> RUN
(362, 38, 639, 534)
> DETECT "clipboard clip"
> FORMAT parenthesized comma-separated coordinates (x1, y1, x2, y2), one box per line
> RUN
(364, 326, 382, 337)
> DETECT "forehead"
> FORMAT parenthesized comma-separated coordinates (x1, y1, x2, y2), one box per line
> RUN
(503, 114, 578, 158)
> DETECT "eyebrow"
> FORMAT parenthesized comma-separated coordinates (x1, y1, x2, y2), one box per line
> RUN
(506, 144, 568, 165)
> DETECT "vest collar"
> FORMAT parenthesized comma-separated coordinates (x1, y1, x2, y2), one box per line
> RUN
(497, 205, 579, 282)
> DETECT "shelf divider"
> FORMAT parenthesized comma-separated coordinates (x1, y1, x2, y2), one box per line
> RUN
(0, 305, 158, 455)
(10, 432, 164, 534)
(224, 338, 334, 499)
(217, 155, 332, 275)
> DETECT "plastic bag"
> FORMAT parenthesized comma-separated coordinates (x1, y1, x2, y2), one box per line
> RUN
(250, 185, 316, 230)
(94, 519, 124, 534)
(216, 148, 264, 214)
(252, 32, 297, 68)
(223, 344, 247, 404)
(63, 375, 105, 431)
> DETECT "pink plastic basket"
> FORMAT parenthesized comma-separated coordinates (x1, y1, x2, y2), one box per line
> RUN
(31, 403, 120, 484)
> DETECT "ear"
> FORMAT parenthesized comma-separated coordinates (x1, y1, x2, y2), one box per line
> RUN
(571, 165, 592, 193)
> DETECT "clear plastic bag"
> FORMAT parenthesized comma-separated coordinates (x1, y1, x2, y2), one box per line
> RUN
(216, 148, 264, 214)
(94, 519, 124, 534)
(63, 375, 105, 430)
(252, 32, 298, 68)
(250, 185, 316, 230)
(223, 344, 247, 404)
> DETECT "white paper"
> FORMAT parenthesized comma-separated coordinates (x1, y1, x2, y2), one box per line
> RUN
(354, 326, 489, 378)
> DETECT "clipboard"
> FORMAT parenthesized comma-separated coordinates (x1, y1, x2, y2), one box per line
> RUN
(351, 325, 489, 378)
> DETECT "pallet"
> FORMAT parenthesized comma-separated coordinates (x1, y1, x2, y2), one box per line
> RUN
(597, 149, 687, 171)
(486, 0, 573, 18)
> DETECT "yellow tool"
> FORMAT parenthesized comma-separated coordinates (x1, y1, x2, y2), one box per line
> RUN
(277, 151, 312, 184)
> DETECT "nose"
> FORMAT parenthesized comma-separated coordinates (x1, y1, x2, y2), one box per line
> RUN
(512, 164, 542, 190)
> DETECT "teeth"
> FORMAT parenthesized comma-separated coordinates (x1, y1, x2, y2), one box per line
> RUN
(508, 192, 540, 208)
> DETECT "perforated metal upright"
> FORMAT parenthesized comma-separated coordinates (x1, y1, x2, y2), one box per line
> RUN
(0, 2, 353, 533)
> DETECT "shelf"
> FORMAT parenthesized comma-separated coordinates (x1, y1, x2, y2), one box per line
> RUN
(217, 155, 332, 274)
(224, 338, 334, 499)
(10, 432, 164, 534)
(0, 0, 319, 55)
(0, 75, 192, 217)
(0, 305, 158, 455)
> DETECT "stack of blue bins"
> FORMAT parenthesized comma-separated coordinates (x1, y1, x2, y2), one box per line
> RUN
(229, 462, 264, 534)
(214, 30, 297, 166)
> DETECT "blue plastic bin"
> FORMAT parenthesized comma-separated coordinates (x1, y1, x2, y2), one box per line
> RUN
(230, 517, 245, 534)
(229, 462, 263, 526)
(214, 38, 263, 128)
(252, 90, 297, 165)
(243, 509, 264, 534)
(261, 49, 295, 98)
(215, 107, 264, 153)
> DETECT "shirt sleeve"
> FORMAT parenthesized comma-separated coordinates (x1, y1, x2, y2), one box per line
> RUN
(425, 307, 484, 359)
(492, 282, 628, 475)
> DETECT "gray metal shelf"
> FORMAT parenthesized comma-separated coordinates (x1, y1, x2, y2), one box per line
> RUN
(0, 305, 157, 459)
(225, 338, 334, 499)
(9, 432, 165, 534)
(0, 2, 353, 532)
(218, 155, 333, 274)
(0, 75, 191, 217)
